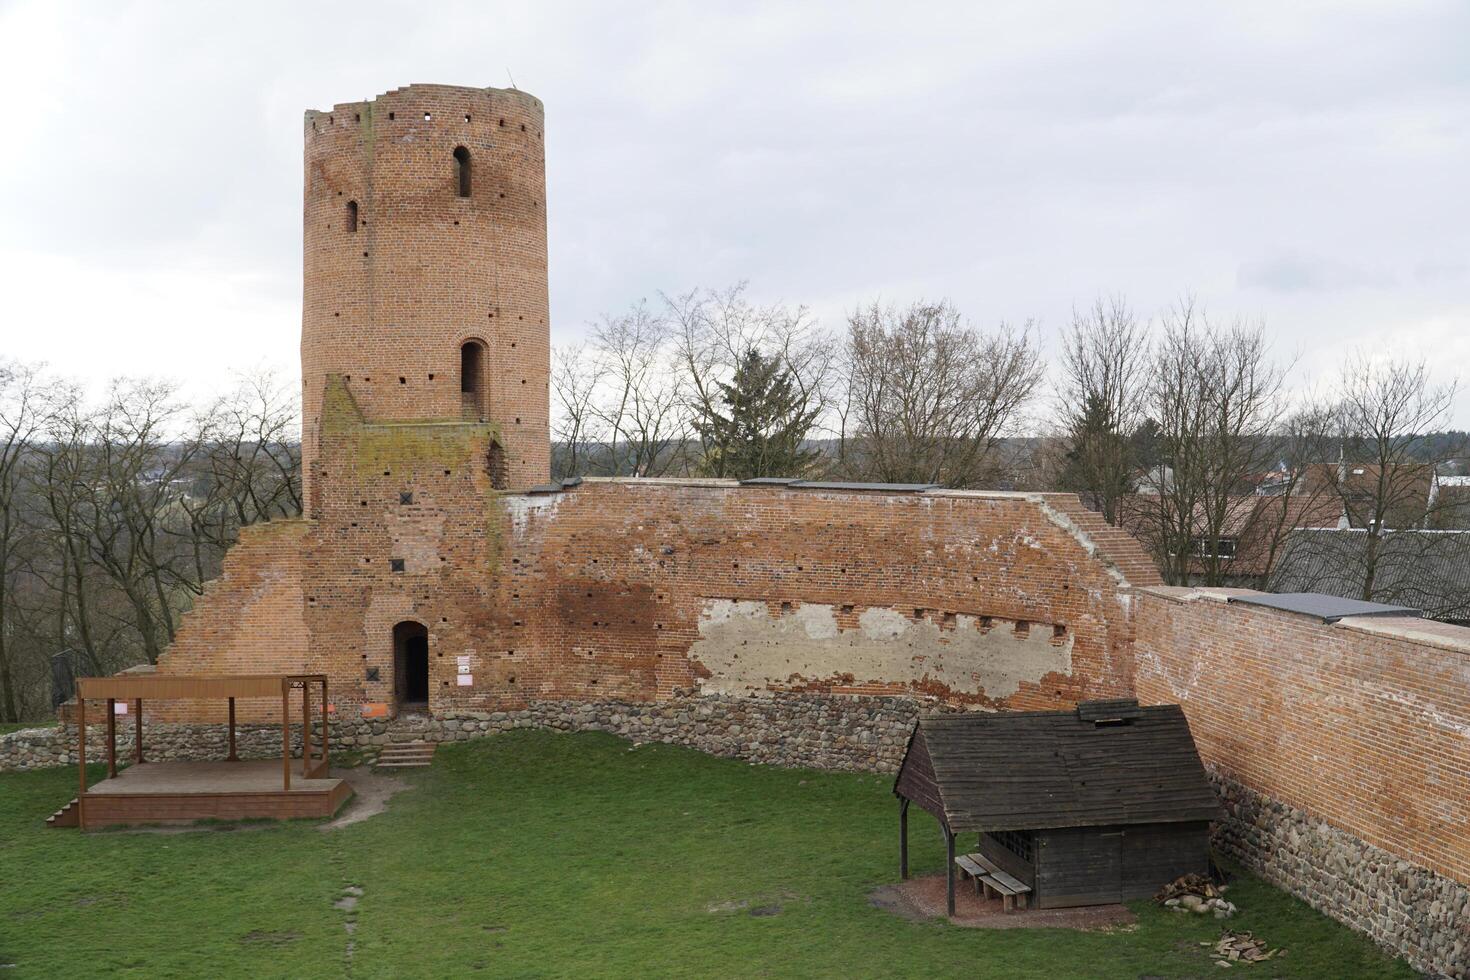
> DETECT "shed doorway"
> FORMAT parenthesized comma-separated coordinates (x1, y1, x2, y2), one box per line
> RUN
(393, 621, 429, 712)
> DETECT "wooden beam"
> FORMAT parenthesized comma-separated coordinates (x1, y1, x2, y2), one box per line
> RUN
(134, 698, 144, 763)
(900, 797, 910, 880)
(301, 680, 311, 777)
(945, 826, 956, 918)
(77, 695, 87, 831)
(226, 697, 237, 761)
(321, 679, 330, 773)
(281, 681, 291, 792)
(106, 698, 117, 778)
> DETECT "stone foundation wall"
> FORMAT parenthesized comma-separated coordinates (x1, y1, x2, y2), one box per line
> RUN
(2, 693, 923, 776)
(0, 722, 310, 772)
(1212, 772, 1468, 978)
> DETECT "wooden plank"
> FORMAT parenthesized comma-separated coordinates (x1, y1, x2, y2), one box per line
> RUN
(77, 694, 87, 831)
(281, 681, 291, 792)
(78, 673, 328, 702)
(227, 697, 237, 761)
(106, 698, 117, 778)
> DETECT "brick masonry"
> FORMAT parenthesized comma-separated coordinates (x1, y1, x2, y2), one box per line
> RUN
(301, 84, 551, 507)
(1134, 586, 1470, 976)
(132, 475, 1152, 722)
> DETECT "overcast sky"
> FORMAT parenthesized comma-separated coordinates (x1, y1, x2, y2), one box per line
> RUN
(2, 0, 1467, 426)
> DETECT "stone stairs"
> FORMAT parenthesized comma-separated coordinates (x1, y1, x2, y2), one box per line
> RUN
(47, 798, 80, 828)
(374, 741, 437, 769)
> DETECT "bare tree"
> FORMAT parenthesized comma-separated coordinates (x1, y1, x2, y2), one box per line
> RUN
(1056, 296, 1149, 524)
(588, 302, 689, 477)
(177, 370, 302, 584)
(549, 343, 601, 480)
(842, 300, 1042, 487)
(0, 361, 52, 721)
(1137, 301, 1288, 586)
(1323, 355, 1463, 599)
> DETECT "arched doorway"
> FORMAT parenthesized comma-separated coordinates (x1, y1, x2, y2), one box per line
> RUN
(460, 340, 485, 420)
(392, 621, 429, 711)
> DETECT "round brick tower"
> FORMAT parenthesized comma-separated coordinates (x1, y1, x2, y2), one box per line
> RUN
(300, 84, 550, 513)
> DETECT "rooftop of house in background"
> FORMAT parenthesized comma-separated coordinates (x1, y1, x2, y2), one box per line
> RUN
(1267, 527, 1470, 625)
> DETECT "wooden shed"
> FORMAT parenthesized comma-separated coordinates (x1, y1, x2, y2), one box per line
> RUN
(894, 699, 1221, 914)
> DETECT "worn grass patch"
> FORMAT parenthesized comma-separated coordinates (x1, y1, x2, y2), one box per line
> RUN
(0, 730, 1415, 978)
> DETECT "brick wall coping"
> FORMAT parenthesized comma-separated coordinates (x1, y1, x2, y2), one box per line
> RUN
(307, 82, 541, 119)
(573, 477, 1061, 502)
(1139, 584, 1470, 656)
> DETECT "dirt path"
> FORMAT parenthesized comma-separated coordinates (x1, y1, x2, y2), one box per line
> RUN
(870, 875, 1136, 930)
(319, 767, 413, 831)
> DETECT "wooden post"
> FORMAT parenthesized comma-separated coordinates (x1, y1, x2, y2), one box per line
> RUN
(134, 698, 144, 763)
(945, 826, 956, 918)
(301, 680, 312, 777)
(226, 697, 238, 761)
(899, 798, 910, 880)
(106, 698, 117, 778)
(77, 695, 87, 831)
(320, 679, 330, 773)
(281, 681, 291, 792)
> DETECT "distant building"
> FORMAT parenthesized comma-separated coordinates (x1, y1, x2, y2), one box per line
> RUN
(1268, 528, 1470, 626)
(1116, 493, 1340, 587)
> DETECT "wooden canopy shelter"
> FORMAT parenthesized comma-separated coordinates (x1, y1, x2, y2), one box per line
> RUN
(893, 699, 1221, 915)
(62, 673, 348, 830)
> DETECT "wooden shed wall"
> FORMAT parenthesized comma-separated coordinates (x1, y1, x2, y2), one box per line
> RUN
(894, 730, 945, 822)
(975, 833, 1036, 887)
(1035, 821, 1210, 909)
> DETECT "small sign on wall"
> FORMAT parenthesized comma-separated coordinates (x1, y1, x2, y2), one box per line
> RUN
(113, 702, 128, 715)
(456, 674, 473, 686)
(457, 655, 472, 675)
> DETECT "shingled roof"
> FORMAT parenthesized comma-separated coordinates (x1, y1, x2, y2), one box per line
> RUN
(894, 701, 1221, 832)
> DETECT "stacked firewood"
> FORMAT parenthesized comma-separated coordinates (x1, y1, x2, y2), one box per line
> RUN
(1205, 931, 1285, 966)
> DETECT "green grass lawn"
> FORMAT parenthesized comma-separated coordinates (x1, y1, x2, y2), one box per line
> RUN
(0, 722, 51, 736)
(0, 730, 1413, 979)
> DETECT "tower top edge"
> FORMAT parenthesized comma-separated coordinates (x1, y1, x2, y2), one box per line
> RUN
(305, 83, 542, 120)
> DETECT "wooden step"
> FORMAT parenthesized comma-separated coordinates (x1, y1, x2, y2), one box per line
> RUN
(47, 798, 80, 828)
(375, 741, 436, 769)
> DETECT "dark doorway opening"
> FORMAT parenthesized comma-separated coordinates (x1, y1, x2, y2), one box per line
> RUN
(393, 621, 429, 711)
(460, 340, 485, 419)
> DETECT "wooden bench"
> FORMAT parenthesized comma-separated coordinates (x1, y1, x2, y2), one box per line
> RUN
(955, 852, 1033, 912)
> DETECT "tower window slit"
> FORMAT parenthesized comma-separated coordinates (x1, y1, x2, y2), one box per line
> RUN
(453, 146, 471, 198)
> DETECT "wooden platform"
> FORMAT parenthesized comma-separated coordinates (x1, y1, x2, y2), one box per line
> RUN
(75, 760, 352, 828)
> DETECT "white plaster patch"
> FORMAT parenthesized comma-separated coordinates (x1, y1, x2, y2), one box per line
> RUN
(502, 492, 561, 533)
(690, 600, 1072, 699)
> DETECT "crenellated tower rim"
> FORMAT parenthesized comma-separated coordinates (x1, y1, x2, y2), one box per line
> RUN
(300, 83, 551, 513)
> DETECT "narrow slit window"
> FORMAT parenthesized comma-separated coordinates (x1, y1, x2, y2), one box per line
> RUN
(453, 146, 471, 198)
(346, 200, 358, 232)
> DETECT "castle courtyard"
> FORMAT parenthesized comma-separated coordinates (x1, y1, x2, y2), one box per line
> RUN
(0, 730, 1412, 978)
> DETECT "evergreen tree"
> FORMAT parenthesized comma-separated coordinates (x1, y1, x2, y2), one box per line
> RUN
(1059, 392, 1136, 520)
(695, 348, 820, 479)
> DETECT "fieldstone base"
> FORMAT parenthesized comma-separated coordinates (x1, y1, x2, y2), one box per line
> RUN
(0, 693, 922, 775)
(1211, 772, 1469, 978)
(0, 721, 307, 772)
(329, 694, 922, 773)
